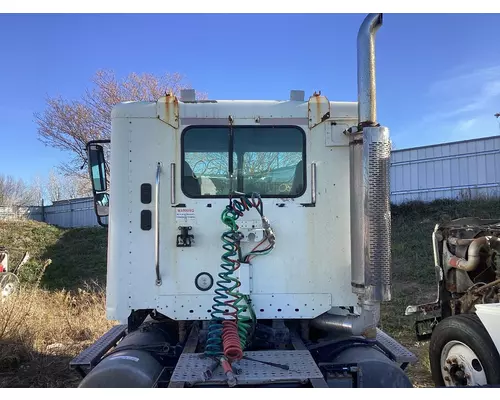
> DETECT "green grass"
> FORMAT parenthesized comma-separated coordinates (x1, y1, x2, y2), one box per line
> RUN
(40, 227, 107, 290)
(0, 220, 61, 283)
(0, 220, 107, 290)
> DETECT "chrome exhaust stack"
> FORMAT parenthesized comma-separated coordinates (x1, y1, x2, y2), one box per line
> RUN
(357, 13, 383, 126)
(353, 13, 392, 304)
(312, 13, 392, 338)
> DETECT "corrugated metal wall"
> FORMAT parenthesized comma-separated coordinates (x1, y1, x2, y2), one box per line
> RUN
(390, 135, 500, 204)
(0, 198, 104, 228)
(44, 198, 104, 228)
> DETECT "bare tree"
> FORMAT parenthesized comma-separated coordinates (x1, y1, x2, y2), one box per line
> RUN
(29, 175, 45, 206)
(0, 174, 39, 206)
(47, 170, 63, 203)
(46, 169, 93, 202)
(186, 151, 301, 178)
(35, 69, 205, 178)
(64, 175, 93, 199)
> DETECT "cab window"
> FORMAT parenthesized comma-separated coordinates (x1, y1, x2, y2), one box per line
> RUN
(182, 126, 306, 198)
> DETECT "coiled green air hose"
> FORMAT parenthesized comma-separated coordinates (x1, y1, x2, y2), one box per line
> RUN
(204, 194, 265, 359)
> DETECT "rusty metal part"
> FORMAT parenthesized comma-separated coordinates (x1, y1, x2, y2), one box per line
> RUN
(308, 93, 330, 129)
(405, 253, 442, 316)
(458, 278, 500, 314)
(357, 13, 383, 127)
(447, 237, 474, 246)
(474, 278, 500, 292)
(405, 302, 441, 316)
(300, 320, 310, 341)
(178, 321, 187, 343)
(459, 291, 480, 314)
(448, 236, 490, 272)
(168, 324, 199, 388)
(491, 236, 500, 251)
(157, 94, 179, 128)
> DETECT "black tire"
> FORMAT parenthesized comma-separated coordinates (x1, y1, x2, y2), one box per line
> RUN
(429, 313, 500, 387)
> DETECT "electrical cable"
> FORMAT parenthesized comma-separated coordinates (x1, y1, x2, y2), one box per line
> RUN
(204, 192, 272, 364)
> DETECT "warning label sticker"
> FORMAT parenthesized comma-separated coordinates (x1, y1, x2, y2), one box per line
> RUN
(176, 208, 196, 224)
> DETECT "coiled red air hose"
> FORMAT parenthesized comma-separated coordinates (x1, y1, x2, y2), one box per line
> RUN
(222, 320, 243, 361)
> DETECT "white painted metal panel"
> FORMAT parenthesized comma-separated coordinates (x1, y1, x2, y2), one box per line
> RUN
(105, 98, 359, 323)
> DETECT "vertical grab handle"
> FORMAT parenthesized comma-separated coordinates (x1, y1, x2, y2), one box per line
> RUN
(170, 163, 176, 205)
(155, 162, 162, 286)
(311, 162, 317, 205)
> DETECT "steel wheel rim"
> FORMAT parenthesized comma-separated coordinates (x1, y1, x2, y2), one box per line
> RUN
(0, 272, 19, 299)
(440, 340, 487, 386)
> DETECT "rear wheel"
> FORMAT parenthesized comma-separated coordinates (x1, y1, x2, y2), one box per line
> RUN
(429, 314, 500, 387)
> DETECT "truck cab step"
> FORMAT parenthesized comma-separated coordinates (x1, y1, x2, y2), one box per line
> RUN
(375, 328, 417, 365)
(70, 324, 128, 375)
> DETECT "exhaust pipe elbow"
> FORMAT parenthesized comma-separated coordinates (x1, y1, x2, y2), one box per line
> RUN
(357, 13, 383, 126)
(311, 313, 356, 336)
(311, 303, 380, 338)
(449, 236, 490, 272)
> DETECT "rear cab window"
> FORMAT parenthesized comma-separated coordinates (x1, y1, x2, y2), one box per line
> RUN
(181, 126, 306, 198)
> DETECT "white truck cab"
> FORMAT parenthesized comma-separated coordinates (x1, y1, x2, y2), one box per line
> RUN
(100, 95, 359, 323)
(72, 14, 417, 388)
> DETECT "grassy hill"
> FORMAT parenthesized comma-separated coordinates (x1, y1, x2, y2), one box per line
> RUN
(0, 198, 499, 387)
(0, 220, 111, 388)
(0, 220, 107, 290)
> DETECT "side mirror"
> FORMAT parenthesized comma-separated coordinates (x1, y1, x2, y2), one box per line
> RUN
(88, 143, 108, 193)
(95, 192, 110, 217)
(87, 140, 110, 226)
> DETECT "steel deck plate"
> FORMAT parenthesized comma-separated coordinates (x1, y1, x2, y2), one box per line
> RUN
(376, 328, 418, 364)
(170, 350, 324, 385)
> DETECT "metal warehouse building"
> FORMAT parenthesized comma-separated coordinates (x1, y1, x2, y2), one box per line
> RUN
(390, 135, 500, 204)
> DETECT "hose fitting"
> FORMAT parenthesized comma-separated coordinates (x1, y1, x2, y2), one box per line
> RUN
(262, 216, 276, 245)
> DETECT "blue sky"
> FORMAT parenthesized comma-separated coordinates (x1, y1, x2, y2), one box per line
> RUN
(1, 13, 499, 184)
